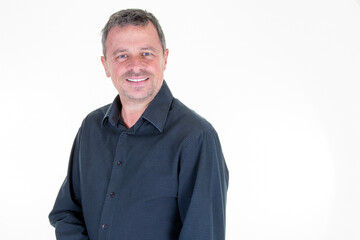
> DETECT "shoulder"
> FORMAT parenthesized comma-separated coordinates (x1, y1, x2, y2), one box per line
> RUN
(166, 98, 217, 140)
(80, 103, 111, 130)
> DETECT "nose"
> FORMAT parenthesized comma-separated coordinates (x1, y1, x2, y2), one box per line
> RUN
(127, 55, 145, 71)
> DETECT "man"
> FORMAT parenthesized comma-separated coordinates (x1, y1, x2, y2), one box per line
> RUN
(49, 9, 229, 240)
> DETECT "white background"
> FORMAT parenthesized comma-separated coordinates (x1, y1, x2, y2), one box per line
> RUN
(0, 0, 359, 239)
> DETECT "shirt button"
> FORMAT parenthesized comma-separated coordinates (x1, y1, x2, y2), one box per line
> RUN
(117, 161, 122, 166)
(102, 224, 108, 230)
(110, 192, 115, 198)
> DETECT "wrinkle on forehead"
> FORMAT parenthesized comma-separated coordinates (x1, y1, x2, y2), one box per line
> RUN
(105, 24, 163, 58)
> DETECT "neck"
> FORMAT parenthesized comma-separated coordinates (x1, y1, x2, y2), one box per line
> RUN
(120, 100, 149, 129)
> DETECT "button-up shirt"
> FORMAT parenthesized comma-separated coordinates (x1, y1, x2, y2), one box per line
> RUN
(49, 81, 229, 240)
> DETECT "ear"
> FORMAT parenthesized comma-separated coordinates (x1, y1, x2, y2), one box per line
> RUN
(101, 56, 111, 77)
(163, 49, 169, 71)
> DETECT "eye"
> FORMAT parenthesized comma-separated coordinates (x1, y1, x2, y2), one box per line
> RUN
(142, 52, 151, 56)
(117, 54, 127, 59)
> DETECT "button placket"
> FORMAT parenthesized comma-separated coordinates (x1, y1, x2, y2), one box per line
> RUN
(97, 131, 129, 239)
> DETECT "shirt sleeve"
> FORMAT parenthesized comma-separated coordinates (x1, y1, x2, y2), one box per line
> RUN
(178, 128, 229, 240)
(48, 127, 89, 240)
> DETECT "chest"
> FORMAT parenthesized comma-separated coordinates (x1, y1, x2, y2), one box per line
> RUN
(79, 129, 181, 204)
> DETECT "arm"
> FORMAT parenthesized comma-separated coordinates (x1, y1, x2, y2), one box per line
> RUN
(178, 129, 229, 240)
(49, 129, 89, 240)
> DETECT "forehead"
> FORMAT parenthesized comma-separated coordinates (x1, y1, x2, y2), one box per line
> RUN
(105, 23, 161, 50)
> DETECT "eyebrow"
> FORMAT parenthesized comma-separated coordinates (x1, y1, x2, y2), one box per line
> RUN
(140, 47, 158, 53)
(112, 49, 127, 57)
(111, 46, 160, 57)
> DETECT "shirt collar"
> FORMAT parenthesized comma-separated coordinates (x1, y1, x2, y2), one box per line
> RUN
(102, 81, 174, 133)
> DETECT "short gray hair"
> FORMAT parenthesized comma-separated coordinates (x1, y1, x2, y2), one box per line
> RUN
(101, 9, 166, 57)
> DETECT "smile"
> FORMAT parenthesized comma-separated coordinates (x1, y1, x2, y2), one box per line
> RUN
(126, 77, 149, 82)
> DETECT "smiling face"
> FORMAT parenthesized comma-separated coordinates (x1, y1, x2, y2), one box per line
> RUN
(101, 23, 169, 106)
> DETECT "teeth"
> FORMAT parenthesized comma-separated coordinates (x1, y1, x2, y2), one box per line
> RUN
(127, 78, 148, 82)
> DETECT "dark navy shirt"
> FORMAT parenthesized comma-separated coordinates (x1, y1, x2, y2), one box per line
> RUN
(49, 81, 229, 240)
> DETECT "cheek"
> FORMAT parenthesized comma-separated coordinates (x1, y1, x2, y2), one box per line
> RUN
(112, 64, 126, 78)
(154, 61, 166, 73)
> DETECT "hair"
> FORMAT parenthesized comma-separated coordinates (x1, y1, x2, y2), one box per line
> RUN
(101, 9, 166, 58)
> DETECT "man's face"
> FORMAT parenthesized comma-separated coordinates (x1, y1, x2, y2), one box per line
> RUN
(101, 23, 169, 105)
